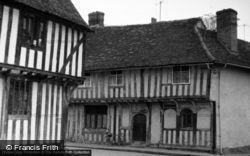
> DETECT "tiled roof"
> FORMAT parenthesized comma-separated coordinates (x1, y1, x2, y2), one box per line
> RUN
(202, 30, 250, 67)
(85, 18, 250, 71)
(11, 0, 90, 30)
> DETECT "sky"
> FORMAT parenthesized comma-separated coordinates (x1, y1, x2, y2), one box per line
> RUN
(72, 0, 250, 41)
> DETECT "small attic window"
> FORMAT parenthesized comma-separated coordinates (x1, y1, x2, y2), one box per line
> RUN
(20, 13, 46, 50)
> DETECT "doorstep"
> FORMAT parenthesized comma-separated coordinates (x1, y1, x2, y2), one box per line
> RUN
(65, 142, 216, 156)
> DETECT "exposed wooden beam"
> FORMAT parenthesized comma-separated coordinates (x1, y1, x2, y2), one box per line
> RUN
(60, 37, 85, 74)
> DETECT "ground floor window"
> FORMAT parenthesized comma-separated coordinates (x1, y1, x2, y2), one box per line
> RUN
(8, 78, 32, 115)
(180, 108, 194, 129)
(85, 105, 107, 129)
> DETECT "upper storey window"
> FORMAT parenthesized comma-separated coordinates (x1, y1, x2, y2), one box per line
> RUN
(173, 66, 190, 84)
(109, 71, 123, 86)
(21, 14, 46, 50)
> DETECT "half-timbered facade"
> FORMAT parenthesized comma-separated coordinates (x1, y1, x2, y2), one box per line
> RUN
(0, 0, 90, 142)
(67, 9, 250, 153)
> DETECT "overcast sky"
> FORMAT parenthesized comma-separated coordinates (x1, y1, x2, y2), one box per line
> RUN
(72, 0, 250, 41)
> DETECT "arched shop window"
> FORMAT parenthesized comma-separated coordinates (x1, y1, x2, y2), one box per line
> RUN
(180, 108, 194, 129)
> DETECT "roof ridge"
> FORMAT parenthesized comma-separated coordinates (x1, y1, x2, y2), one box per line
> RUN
(193, 24, 216, 61)
(94, 17, 201, 29)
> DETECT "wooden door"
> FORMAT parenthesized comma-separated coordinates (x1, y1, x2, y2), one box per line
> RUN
(132, 114, 146, 141)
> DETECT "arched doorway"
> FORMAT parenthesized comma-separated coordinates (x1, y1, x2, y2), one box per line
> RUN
(132, 114, 146, 142)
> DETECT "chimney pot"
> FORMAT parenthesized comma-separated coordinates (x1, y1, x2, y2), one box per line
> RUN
(216, 8, 238, 53)
(88, 11, 105, 27)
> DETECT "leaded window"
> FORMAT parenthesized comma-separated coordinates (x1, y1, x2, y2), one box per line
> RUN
(85, 106, 107, 129)
(8, 78, 31, 115)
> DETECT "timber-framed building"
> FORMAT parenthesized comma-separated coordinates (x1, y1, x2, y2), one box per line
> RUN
(0, 0, 91, 142)
(67, 9, 250, 153)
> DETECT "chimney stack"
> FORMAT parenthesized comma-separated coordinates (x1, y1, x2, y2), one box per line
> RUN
(88, 11, 104, 27)
(151, 17, 157, 23)
(216, 9, 238, 53)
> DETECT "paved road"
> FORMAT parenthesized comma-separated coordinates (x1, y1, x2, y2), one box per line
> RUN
(91, 149, 166, 156)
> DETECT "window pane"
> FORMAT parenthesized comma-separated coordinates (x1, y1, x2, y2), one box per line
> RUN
(110, 71, 123, 86)
(97, 114, 102, 129)
(91, 114, 95, 128)
(173, 71, 180, 83)
(117, 75, 123, 85)
(86, 114, 90, 128)
(103, 115, 107, 128)
(173, 66, 189, 83)
(8, 79, 31, 115)
(181, 71, 189, 83)
(85, 106, 107, 129)
(181, 109, 193, 128)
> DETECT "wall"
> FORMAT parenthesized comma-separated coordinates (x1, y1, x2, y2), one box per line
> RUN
(0, 75, 65, 140)
(211, 67, 250, 148)
(72, 65, 210, 100)
(0, 74, 6, 139)
(0, 4, 85, 77)
(150, 103, 161, 144)
(220, 67, 250, 148)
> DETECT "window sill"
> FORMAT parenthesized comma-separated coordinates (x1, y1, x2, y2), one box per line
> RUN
(172, 82, 191, 85)
(180, 128, 194, 131)
(83, 128, 107, 132)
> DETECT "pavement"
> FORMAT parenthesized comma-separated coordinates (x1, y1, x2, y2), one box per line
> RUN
(65, 142, 216, 156)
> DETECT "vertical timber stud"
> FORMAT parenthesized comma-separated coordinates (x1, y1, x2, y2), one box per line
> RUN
(160, 102, 164, 145)
(212, 101, 217, 153)
(140, 69, 144, 98)
(147, 102, 152, 145)
(193, 107, 197, 147)
(61, 84, 70, 142)
(118, 103, 122, 144)
(176, 103, 180, 145)
(1, 76, 9, 140)
(206, 69, 212, 97)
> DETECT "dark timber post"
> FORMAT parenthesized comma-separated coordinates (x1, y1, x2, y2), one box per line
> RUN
(212, 101, 217, 153)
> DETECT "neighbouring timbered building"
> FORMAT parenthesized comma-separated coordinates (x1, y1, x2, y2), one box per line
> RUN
(0, 0, 91, 142)
(67, 9, 250, 153)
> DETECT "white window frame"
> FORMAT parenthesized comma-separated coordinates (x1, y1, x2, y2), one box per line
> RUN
(109, 71, 123, 86)
(172, 66, 190, 84)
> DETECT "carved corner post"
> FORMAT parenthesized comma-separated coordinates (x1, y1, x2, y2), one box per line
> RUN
(61, 81, 79, 142)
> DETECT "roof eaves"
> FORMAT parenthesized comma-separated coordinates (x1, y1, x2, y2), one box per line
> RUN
(85, 62, 214, 72)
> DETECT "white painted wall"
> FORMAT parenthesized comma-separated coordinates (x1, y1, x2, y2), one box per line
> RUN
(211, 67, 250, 148)
(150, 104, 161, 144)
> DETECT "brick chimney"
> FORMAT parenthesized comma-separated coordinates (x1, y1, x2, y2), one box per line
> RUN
(216, 9, 238, 53)
(151, 17, 157, 23)
(88, 11, 104, 27)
